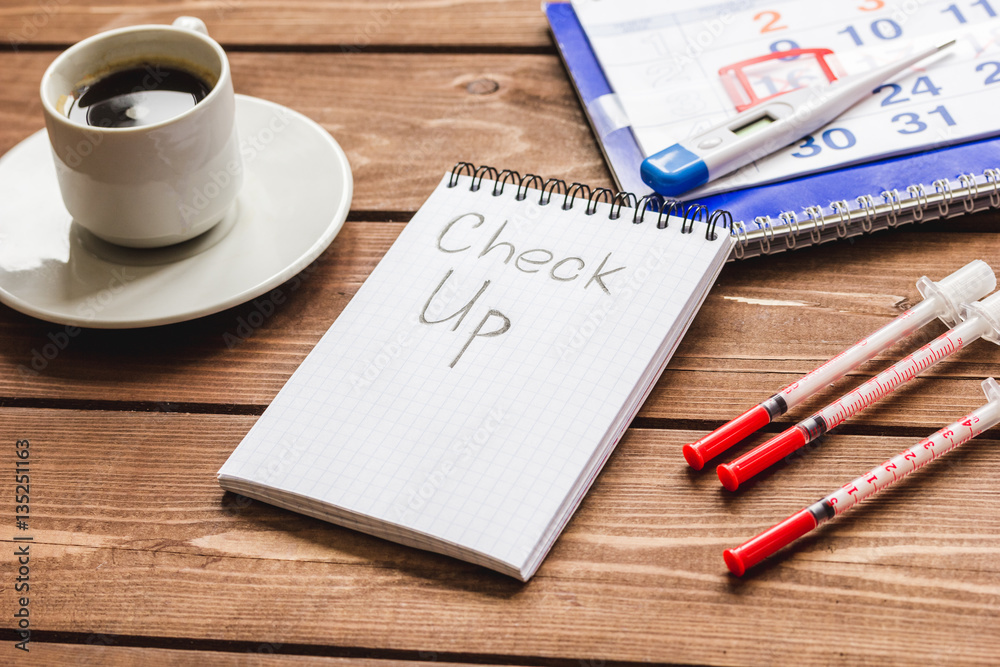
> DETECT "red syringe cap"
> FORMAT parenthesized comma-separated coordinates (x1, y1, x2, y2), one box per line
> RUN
(723, 509, 818, 576)
(723, 548, 747, 576)
(717, 463, 741, 492)
(682, 405, 772, 470)
(682, 443, 706, 470)
(716, 426, 808, 491)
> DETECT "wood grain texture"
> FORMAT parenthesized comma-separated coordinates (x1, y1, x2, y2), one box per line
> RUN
(3, 220, 1000, 435)
(4, 3, 1000, 664)
(18, 644, 487, 666)
(0, 0, 549, 48)
(2, 409, 998, 665)
(0, 51, 609, 213)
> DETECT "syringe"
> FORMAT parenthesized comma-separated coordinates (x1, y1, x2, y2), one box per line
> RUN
(682, 261, 995, 470)
(717, 289, 1000, 491)
(724, 377, 1000, 576)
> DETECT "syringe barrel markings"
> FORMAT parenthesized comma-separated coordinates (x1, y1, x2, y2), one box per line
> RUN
(717, 315, 990, 490)
(773, 297, 938, 412)
(683, 299, 940, 470)
(683, 261, 996, 470)
(724, 378, 1000, 576)
(823, 393, 1000, 517)
(817, 316, 980, 432)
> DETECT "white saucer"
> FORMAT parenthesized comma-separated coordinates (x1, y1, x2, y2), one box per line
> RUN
(0, 95, 352, 328)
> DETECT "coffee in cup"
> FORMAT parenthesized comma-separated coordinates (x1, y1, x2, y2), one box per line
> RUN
(40, 17, 243, 248)
(65, 63, 213, 129)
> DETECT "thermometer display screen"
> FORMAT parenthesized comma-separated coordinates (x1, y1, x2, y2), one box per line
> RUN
(732, 113, 776, 137)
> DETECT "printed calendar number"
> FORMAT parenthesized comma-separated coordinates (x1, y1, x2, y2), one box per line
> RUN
(769, 38, 802, 61)
(876, 76, 942, 106)
(756, 67, 822, 95)
(966, 26, 1000, 56)
(838, 19, 903, 45)
(977, 61, 1000, 85)
(942, 0, 997, 24)
(647, 62, 686, 88)
(892, 112, 927, 134)
(791, 128, 857, 158)
(754, 10, 788, 33)
(891, 105, 956, 134)
(639, 32, 670, 59)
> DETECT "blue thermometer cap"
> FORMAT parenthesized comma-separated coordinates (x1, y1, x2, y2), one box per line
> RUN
(640, 144, 709, 196)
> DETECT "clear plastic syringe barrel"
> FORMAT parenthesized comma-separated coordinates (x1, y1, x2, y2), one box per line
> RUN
(717, 291, 1000, 491)
(811, 314, 989, 433)
(685, 261, 994, 471)
(724, 377, 1000, 575)
(819, 377, 1000, 518)
(773, 299, 936, 411)
(775, 260, 995, 413)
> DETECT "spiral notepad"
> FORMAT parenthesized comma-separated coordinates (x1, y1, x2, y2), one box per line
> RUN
(219, 163, 732, 580)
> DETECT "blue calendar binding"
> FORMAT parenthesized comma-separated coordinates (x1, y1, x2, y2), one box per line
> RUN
(546, 0, 648, 195)
(545, 2, 1000, 259)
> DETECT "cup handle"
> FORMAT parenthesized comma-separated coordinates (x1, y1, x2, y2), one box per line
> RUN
(172, 16, 209, 35)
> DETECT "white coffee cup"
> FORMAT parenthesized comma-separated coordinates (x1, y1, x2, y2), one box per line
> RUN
(40, 17, 242, 248)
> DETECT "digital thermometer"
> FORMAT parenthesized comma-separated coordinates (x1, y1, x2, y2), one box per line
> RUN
(640, 41, 955, 197)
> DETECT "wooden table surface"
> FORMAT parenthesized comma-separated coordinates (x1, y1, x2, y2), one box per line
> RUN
(1, 1, 999, 665)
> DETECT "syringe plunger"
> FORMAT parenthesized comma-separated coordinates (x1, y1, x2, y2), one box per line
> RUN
(917, 259, 997, 327)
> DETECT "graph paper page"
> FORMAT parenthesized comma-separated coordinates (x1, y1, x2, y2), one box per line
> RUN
(219, 172, 731, 572)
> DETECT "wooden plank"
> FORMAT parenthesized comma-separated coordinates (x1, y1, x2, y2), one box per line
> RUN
(0, 51, 609, 213)
(4, 219, 1000, 432)
(2, 409, 998, 665)
(19, 644, 489, 666)
(0, 0, 550, 48)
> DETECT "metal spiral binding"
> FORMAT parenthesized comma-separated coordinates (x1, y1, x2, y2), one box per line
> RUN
(516, 174, 542, 201)
(933, 179, 953, 216)
(632, 194, 664, 224)
(987, 169, 1000, 207)
(707, 209, 733, 242)
(471, 165, 496, 192)
(731, 220, 749, 259)
(492, 169, 519, 197)
(778, 211, 798, 249)
(907, 184, 928, 221)
(805, 206, 825, 242)
(856, 194, 876, 233)
(610, 192, 637, 220)
(735, 167, 1000, 259)
(585, 187, 614, 215)
(446, 162, 729, 241)
(449, 163, 1000, 259)
(958, 173, 977, 213)
(540, 178, 566, 206)
(881, 189, 901, 227)
(831, 200, 851, 238)
(563, 182, 590, 210)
